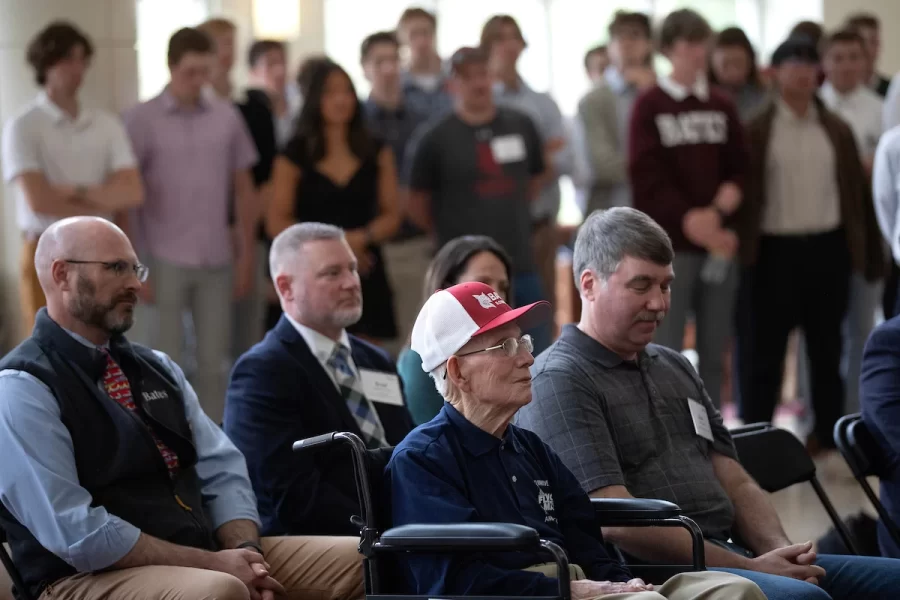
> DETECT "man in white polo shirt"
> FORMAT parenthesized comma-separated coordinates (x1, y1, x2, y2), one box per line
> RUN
(1, 21, 143, 336)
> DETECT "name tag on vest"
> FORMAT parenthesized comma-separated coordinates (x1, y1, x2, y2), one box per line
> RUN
(359, 370, 404, 406)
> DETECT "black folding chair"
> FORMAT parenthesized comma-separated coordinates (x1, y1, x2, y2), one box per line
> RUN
(293, 431, 706, 599)
(834, 413, 900, 551)
(0, 526, 34, 600)
(730, 422, 859, 554)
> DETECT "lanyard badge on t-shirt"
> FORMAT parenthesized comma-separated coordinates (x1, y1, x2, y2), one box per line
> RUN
(490, 134, 526, 164)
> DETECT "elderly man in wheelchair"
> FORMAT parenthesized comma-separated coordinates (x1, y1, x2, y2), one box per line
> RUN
(382, 281, 764, 599)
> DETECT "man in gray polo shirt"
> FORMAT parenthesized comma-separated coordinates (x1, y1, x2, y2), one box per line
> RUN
(517, 207, 900, 600)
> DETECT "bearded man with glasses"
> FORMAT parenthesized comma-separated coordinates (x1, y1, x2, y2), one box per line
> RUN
(0, 216, 364, 600)
(385, 280, 764, 600)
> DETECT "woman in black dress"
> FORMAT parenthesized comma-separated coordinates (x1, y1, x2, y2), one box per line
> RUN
(267, 59, 401, 343)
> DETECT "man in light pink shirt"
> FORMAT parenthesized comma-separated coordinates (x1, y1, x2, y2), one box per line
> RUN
(123, 27, 258, 422)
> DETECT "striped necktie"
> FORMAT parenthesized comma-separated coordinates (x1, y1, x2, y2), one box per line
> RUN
(327, 345, 387, 449)
(101, 350, 180, 475)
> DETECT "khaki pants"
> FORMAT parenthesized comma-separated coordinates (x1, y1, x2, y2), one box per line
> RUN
(40, 536, 364, 600)
(381, 235, 433, 355)
(532, 220, 557, 305)
(19, 235, 45, 338)
(149, 256, 233, 423)
(231, 241, 269, 360)
(525, 564, 764, 600)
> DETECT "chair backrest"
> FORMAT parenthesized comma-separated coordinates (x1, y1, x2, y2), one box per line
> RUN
(0, 525, 30, 600)
(835, 414, 886, 480)
(730, 424, 817, 493)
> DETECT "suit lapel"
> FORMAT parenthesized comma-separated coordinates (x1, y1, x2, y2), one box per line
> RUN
(274, 316, 363, 437)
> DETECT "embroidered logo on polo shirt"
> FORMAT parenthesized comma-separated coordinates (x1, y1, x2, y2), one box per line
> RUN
(474, 291, 504, 310)
(535, 480, 557, 523)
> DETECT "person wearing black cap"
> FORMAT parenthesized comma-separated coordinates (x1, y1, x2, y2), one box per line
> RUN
(404, 45, 551, 353)
(733, 36, 884, 454)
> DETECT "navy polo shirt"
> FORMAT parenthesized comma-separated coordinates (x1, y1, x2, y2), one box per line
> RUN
(385, 403, 632, 596)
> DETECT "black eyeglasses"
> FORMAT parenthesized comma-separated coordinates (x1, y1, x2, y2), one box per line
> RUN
(64, 260, 149, 282)
(457, 334, 534, 358)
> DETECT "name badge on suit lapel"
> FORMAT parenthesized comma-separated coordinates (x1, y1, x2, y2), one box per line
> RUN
(359, 369, 404, 406)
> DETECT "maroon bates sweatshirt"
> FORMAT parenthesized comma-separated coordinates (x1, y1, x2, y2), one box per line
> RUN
(627, 85, 748, 253)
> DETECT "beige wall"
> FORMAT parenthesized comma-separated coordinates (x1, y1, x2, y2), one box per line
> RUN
(209, 0, 324, 92)
(0, 0, 138, 351)
(823, 0, 900, 75)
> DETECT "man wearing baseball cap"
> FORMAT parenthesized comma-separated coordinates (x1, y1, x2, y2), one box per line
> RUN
(385, 281, 764, 599)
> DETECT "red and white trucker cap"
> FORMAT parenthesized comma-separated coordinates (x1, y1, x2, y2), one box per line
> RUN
(412, 281, 552, 372)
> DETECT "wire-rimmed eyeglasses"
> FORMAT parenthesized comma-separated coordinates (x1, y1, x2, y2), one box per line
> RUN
(64, 260, 149, 282)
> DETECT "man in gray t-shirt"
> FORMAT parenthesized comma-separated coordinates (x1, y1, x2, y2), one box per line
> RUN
(516, 207, 900, 600)
(406, 47, 545, 331)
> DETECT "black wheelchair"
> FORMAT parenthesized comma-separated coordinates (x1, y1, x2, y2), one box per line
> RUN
(293, 431, 708, 600)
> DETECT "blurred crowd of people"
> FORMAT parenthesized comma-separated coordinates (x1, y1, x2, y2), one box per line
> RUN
(7, 5, 900, 600)
(2, 7, 897, 448)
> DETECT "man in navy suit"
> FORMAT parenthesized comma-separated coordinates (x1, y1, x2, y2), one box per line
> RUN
(224, 222, 413, 537)
(860, 314, 900, 558)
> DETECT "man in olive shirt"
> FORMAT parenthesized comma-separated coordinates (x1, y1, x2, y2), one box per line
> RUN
(518, 207, 900, 600)
(406, 46, 548, 351)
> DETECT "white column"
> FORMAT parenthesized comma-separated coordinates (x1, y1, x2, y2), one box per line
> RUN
(824, 0, 900, 75)
(0, 0, 138, 349)
(204, 0, 323, 92)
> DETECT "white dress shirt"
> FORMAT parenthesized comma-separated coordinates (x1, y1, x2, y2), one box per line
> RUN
(820, 82, 883, 158)
(284, 312, 356, 389)
(762, 100, 841, 235)
(873, 125, 900, 263)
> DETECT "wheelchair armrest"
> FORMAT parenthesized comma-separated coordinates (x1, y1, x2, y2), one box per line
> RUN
(379, 523, 540, 551)
(591, 497, 683, 522)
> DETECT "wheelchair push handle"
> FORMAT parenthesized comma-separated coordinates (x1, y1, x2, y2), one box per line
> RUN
(292, 432, 339, 452)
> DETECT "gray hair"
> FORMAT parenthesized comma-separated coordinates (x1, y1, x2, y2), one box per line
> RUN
(573, 207, 674, 289)
(269, 222, 345, 278)
(429, 363, 463, 404)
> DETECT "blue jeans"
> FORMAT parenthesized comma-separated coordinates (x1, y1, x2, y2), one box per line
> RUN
(715, 554, 900, 599)
(513, 271, 552, 355)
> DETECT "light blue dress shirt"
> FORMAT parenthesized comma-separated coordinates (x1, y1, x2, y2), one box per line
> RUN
(0, 328, 260, 572)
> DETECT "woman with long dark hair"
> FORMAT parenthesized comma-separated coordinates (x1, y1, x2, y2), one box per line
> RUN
(398, 235, 512, 424)
(708, 27, 768, 120)
(267, 59, 401, 343)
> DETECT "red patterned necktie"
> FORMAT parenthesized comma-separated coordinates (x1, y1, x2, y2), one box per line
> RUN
(101, 350, 180, 475)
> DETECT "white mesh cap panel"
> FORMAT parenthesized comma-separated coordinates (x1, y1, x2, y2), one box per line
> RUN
(411, 289, 480, 373)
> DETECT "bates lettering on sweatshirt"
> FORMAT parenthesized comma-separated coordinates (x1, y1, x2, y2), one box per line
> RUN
(655, 111, 728, 148)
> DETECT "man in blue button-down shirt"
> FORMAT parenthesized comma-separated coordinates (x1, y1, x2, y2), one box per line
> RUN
(387, 280, 764, 599)
(0, 217, 362, 600)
